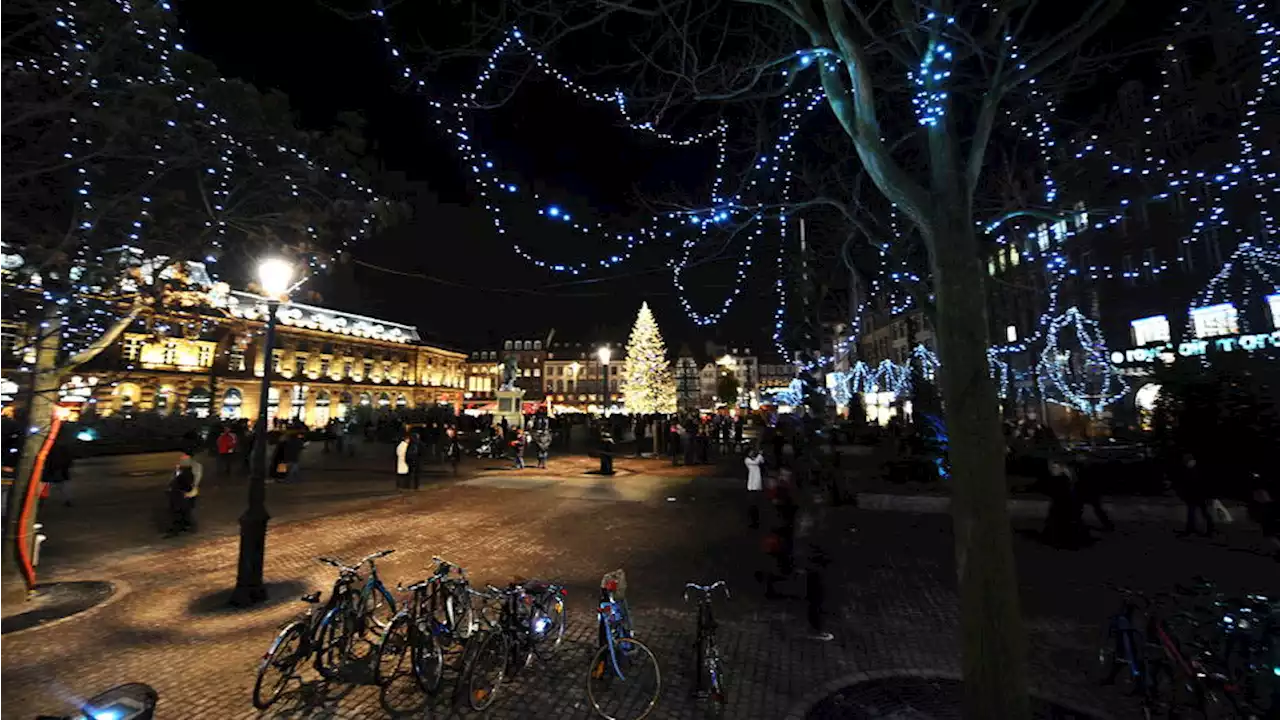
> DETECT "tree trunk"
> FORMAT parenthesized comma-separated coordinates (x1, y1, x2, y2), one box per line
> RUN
(928, 214, 1030, 719)
(3, 310, 64, 597)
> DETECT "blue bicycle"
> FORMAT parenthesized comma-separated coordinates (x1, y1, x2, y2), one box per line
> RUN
(1097, 585, 1149, 699)
(252, 550, 396, 709)
(587, 570, 661, 720)
(318, 549, 398, 664)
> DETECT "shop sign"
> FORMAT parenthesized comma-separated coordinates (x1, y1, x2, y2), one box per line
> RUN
(1111, 330, 1280, 365)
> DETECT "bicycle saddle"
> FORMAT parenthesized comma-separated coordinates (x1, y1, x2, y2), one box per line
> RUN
(300, 591, 321, 604)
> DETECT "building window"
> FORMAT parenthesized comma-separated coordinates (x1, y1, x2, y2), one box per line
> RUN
(503, 340, 513, 350)
(272, 349, 283, 373)
(1005, 325, 1018, 343)
(533, 368, 541, 377)
(1036, 224, 1050, 252)
(163, 342, 178, 366)
(1130, 315, 1171, 346)
(320, 357, 331, 378)
(1052, 219, 1068, 242)
(1190, 303, 1239, 339)
(343, 360, 353, 378)
(1073, 201, 1088, 230)
(523, 341, 533, 350)
(1269, 294, 1280, 329)
(229, 347, 246, 372)
(363, 358, 373, 379)
(295, 355, 307, 378)
(121, 333, 143, 361)
(534, 341, 542, 350)
(198, 344, 213, 368)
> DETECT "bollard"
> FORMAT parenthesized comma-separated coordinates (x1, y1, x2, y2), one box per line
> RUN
(32, 522, 47, 567)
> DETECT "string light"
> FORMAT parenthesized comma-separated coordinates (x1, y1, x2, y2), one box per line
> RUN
(1036, 307, 1128, 416)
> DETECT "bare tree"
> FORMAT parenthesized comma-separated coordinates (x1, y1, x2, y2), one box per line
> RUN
(370, 1, 1181, 714)
(2, 0, 387, 593)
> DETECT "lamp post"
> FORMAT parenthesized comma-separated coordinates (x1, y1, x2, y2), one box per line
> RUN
(597, 346, 611, 415)
(230, 257, 293, 607)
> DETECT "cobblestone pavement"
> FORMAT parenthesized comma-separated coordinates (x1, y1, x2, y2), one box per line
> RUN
(4, 468, 1277, 719)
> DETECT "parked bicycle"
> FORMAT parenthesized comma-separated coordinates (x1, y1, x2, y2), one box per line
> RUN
(318, 549, 397, 663)
(685, 580, 729, 706)
(587, 569, 661, 720)
(460, 578, 568, 711)
(254, 589, 340, 709)
(374, 555, 476, 692)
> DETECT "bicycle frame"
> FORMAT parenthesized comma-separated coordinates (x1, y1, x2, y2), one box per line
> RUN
(685, 581, 728, 700)
(598, 586, 634, 680)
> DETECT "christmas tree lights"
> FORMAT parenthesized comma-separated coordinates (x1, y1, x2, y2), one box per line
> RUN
(621, 302, 678, 414)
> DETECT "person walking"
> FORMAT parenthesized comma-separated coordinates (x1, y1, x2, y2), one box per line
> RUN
(536, 428, 551, 469)
(445, 424, 462, 476)
(1173, 452, 1215, 537)
(395, 432, 412, 489)
(795, 485, 834, 641)
(745, 446, 765, 529)
(273, 431, 305, 484)
(215, 426, 237, 478)
(165, 453, 202, 536)
(408, 430, 423, 490)
(668, 420, 682, 466)
(512, 428, 527, 470)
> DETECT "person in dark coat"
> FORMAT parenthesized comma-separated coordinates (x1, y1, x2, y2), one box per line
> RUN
(271, 431, 305, 483)
(1173, 452, 1215, 537)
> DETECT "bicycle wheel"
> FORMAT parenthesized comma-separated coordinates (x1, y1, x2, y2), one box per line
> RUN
(705, 646, 727, 706)
(1096, 628, 1145, 695)
(532, 593, 567, 660)
(314, 606, 354, 678)
(253, 622, 306, 709)
(448, 584, 476, 641)
(465, 630, 510, 710)
(374, 613, 413, 686)
(411, 620, 445, 695)
(586, 637, 661, 720)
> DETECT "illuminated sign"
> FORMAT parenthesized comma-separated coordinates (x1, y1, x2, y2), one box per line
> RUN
(1111, 330, 1280, 364)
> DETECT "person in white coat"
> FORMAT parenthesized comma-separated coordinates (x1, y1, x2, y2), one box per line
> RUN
(395, 432, 411, 489)
(745, 447, 765, 529)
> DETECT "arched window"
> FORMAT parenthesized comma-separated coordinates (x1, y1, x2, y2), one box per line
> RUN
(267, 387, 281, 417)
(186, 386, 211, 418)
(395, 393, 407, 408)
(338, 391, 353, 419)
(314, 390, 331, 426)
(378, 392, 391, 407)
(221, 388, 243, 419)
(503, 340, 513, 350)
(359, 391, 372, 406)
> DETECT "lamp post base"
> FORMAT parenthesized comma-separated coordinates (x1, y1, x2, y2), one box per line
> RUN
(228, 506, 271, 607)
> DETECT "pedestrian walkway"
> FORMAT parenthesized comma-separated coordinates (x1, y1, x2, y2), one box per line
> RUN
(4, 457, 1274, 718)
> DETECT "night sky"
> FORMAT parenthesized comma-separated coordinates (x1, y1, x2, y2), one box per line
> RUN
(176, 0, 762, 352)
(175, 0, 1176, 353)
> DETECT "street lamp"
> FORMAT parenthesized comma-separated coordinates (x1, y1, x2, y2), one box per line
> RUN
(230, 256, 293, 606)
(596, 346, 611, 415)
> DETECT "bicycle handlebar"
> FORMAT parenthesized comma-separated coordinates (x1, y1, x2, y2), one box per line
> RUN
(684, 580, 729, 602)
(431, 556, 466, 576)
(317, 549, 394, 574)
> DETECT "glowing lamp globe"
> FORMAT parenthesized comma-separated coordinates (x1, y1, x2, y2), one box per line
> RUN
(597, 347, 612, 365)
(257, 258, 294, 300)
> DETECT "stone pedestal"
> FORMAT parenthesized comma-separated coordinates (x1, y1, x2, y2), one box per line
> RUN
(495, 388, 526, 430)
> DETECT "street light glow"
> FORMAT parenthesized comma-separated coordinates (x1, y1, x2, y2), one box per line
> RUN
(597, 346, 611, 364)
(257, 257, 294, 300)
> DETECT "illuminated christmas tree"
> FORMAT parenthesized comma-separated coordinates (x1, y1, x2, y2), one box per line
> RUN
(621, 302, 677, 414)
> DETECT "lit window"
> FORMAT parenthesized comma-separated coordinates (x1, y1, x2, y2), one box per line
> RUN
(1130, 315, 1171, 345)
(1009, 246, 1020, 267)
(229, 347, 246, 372)
(1073, 201, 1088, 230)
(1190, 303, 1239, 339)
(198, 344, 213, 368)
(122, 336, 144, 362)
(1269, 294, 1280, 329)
(1005, 325, 1018, 343)
(1052, 219, 1068, 241)
(163, 342, 178, 366)
(1036, 224, 1050, 251)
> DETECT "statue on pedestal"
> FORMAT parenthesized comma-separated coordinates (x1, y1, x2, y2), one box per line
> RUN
(500, 355, 519, 391)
